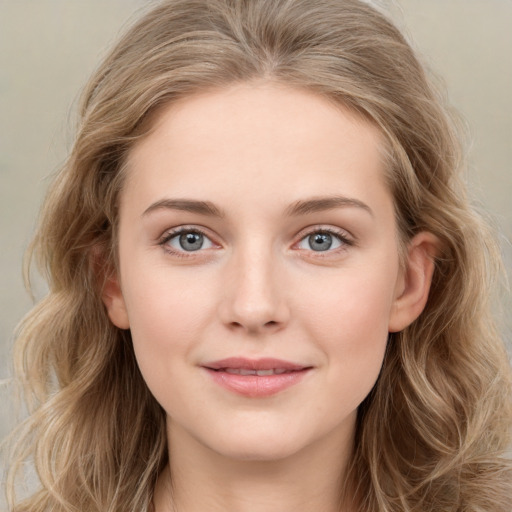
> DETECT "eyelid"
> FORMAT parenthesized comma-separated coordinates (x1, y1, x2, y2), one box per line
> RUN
(292, 225, 355, 253)
(158, 225, 221, 255)
(156, 224, 354, 258)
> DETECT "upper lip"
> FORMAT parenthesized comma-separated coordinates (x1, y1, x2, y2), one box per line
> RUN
(203, 357, 310, 371)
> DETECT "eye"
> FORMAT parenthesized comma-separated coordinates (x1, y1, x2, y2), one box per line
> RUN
(161, 228, 215, 253)
(296, 229, 350, 252)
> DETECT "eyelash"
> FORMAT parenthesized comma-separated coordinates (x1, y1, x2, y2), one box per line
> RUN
(158, 226, 354, 258)
(294, 227, 354, 256)
(158, 226, 213, 258)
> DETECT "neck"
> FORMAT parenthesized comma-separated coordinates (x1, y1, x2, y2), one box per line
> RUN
(153, 419, 357, 512)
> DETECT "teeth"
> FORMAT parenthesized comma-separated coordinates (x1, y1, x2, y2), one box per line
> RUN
(223, 368, 291, 376)
(256, 369, 274, 376)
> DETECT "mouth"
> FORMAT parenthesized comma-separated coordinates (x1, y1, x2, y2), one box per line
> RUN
(202, 357, 313, 397)
(220, 368, 296, 376)
(204, 357, 310, 372)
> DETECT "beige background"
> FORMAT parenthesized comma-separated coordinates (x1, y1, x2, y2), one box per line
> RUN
(1, 0, 511, 475)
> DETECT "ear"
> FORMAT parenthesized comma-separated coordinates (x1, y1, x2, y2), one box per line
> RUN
(101, 273, 130, 329)
(388, 231, 439, 333)
(91, 245, 130, 330)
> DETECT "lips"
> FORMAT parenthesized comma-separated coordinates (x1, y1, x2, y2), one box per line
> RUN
(223, 368, 291, 376)
(204, 357, 308, 371)
(202, 357, 312, 397)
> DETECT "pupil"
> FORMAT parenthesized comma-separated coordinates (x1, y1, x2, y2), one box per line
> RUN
(180, 232, 203, 251)
(309, 233, 332, 251)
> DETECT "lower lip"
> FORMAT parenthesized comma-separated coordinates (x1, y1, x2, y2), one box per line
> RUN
(204, 368, 311, 397)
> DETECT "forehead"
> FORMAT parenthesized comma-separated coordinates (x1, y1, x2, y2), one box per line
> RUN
(123, 83, 390, 215)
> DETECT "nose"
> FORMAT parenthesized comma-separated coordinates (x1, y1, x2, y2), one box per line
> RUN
(218, 248, 290, 335)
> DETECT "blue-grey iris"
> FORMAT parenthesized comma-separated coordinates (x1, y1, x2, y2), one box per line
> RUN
(308, 233, 332, 251)
(179, 232, 204, 251)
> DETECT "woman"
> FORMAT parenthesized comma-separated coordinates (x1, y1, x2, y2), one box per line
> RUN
(6, 0, 512, 510)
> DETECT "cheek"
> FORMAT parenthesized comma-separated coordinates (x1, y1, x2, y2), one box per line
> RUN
(297, 268, 395, 399)
(122, 272, 222, 422)
(124, 262, 217, 328)
(299, 265, 396, 341)
(121, 268, 217, 380)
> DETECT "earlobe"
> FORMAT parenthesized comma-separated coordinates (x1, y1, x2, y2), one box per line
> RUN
(388, 231, 439, 333)
(101, 274, 130, 329)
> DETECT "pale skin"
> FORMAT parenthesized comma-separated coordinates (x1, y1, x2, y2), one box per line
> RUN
(102, 83, 438, 512)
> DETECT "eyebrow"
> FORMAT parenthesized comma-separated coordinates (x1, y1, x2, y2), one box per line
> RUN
(142, 199, 225, 218)
(142, 195, 373, 219)
(285, 196, 373, 217)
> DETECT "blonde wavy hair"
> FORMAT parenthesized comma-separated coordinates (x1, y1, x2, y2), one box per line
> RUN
(5, 0, 512, 510)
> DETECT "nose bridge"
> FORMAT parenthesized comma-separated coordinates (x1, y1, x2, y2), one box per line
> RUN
(220, 236, 288, 333)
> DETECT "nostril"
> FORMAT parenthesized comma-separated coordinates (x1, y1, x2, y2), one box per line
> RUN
(228, 319, 280, 333)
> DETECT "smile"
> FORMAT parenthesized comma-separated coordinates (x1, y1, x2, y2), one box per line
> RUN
(202, 358, 312, 397)
(222, 368, 292, 375)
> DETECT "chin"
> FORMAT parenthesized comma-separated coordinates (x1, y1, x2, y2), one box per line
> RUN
(215, 441, 303, 463)
(202, 423, 317, 463)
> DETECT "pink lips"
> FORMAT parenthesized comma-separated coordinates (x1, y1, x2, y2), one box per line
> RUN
(202, 357, 312, 397)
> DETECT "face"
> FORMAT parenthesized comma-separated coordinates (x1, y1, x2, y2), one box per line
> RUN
(104, 83, 433, 462)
